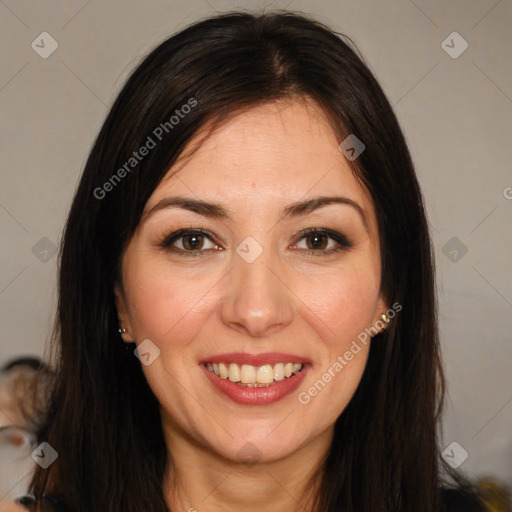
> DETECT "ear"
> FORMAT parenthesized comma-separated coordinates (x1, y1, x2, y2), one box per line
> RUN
(114, 282, 135, 343)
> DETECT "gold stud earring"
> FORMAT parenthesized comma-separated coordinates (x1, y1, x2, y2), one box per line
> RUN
(380, 313, 390, 329)
(118, 326, 135, 343)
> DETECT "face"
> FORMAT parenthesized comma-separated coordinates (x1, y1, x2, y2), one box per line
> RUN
(0, 373, 25, 428)
(0, 371, 34, 448)
(115, 98, 388, 465)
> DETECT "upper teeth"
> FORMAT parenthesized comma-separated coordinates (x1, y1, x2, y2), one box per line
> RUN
(206, 362, 304, 384)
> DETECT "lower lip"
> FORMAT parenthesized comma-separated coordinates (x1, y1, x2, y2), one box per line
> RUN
(201, 363, 311, 406)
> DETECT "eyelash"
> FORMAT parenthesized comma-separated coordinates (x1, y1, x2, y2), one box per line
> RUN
(157, 227, 352, 257)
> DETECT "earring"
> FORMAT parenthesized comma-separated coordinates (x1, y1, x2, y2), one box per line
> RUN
(118, 325, 135, 343)
(380, 313, 390, 329)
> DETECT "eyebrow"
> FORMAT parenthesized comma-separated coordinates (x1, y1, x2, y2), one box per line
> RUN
(141, 195, 369, 232)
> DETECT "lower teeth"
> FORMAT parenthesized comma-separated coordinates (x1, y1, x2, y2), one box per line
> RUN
(235, 381, 274, 388)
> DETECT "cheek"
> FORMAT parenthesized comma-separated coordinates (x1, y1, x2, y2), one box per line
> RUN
(296, 261, 381, 347)
(123, 255, 214, 343)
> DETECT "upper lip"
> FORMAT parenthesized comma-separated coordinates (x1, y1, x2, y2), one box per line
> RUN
(199, 352, 311, 366)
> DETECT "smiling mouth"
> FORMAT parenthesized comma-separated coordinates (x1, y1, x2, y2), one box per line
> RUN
(204, 362, 305, 387)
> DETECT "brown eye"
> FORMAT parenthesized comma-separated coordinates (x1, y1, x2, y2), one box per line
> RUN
(158, 229, 220, 256)
(305, 232, 329, 250)
(293, 228, 352, 255)
(182, 233, 205, 250)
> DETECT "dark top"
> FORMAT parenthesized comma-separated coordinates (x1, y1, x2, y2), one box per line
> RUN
(439, 486, 488, 512)
(16, 486, 488, 511)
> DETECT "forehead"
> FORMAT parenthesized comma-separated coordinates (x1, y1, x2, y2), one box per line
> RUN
(146, 98, 378, 235)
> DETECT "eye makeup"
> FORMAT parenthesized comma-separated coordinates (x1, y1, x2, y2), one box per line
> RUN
(155, 226, 353, 258)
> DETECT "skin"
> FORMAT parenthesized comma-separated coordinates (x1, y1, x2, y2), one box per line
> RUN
(0, 385, 20, 428)
(0, 501, 26, 512)
(115, 97, 388, 512)
(0, 370, 32, 433)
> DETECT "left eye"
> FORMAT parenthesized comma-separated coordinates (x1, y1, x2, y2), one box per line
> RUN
(292, 229, 352, 253)
(295, 232, 336, 251)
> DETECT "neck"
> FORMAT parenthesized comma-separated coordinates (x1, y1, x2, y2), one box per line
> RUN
(161, 414, 332, 512)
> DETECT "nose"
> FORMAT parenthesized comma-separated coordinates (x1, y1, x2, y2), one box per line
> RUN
(220, 245, 294, 338)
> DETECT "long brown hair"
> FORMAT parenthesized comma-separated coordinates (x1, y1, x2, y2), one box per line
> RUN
(28, 9, 485, 511)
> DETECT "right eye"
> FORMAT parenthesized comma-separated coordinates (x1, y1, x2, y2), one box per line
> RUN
(158, 229, 222, 257)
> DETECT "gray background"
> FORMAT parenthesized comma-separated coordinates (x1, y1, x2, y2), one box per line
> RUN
(1, 0, 511, 489)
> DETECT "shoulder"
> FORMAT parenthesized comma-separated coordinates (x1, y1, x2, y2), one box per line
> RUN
(439, 485, 488, 512)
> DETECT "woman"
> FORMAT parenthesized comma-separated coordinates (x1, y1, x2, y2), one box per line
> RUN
(20, 9, 486, 512)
